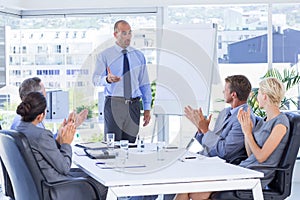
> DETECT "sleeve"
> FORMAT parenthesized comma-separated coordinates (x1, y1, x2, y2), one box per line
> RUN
(93, 52, 109, 86)
(208, 119, 244, 160)
(10, 115, 21, 130)
(138, 53, 152, 111)
(195, 132, 204, 143)
(37, 130, 72, 175)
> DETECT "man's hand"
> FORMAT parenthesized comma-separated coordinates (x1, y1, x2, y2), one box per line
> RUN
(106, 67, 121, 83)
(143, 110, 151, 126)
(184, 106, 212, 133)
(75, 109, 88, 128)
(66, 111, 76, 125)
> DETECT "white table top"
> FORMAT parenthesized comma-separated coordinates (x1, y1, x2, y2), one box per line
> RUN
(73, 146, 264, 187)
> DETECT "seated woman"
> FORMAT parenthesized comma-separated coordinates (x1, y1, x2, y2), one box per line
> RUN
(16, 91, 107, 200)
(174, 77, 290, 200)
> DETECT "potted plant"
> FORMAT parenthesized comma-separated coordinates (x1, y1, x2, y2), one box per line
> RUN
(248, 68, 300, 117)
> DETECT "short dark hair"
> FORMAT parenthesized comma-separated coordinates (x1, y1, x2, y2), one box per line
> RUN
(19, 77, 42, 100)
(16, 92, 46, 122)
(114, 20, 129, 33)
(225, 75, 252, 101)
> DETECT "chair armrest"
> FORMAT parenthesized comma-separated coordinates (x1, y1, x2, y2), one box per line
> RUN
(228, 154, 248, 165)
(42, 177, 102, 200)
(43, 177, 88, 187)
(248, 164, 291, 171)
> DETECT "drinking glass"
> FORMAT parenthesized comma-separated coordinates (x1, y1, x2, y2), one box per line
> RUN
(157, 141, 166, 161)
(106, 133, 115, 151)
(120, 140, 129, 159)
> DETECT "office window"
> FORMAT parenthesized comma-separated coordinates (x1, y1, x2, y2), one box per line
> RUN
(168, 5, 268, 86)
(22, 46, 26, 54)
(37, 46, 42, 53)
(56, 45, 61, 53)
(1, 9, 157, 135)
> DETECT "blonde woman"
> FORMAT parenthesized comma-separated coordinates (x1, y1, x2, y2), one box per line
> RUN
(174, 77, 290, 200)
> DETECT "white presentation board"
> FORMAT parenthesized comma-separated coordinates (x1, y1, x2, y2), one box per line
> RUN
(154, 24, 218, 116)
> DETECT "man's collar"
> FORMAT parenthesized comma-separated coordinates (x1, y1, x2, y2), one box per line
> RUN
(230, 103, 248, 115)
(114, 44, 133, 53)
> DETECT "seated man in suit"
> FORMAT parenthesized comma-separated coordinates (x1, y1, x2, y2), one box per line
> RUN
(185, 74, 256, 163)
(11, 77, 88, 133)
(130, 75, 256, 200)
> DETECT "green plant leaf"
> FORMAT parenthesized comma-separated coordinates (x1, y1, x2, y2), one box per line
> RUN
(247, 68, 300, 117)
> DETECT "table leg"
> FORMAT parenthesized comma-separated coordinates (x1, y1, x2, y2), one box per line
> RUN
(252, 180, 264, 200)
(106, 187, 118, 200)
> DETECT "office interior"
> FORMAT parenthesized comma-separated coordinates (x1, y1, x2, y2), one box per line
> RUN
(0, 0, 300, 199)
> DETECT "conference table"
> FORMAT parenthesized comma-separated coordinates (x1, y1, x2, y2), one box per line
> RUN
(73, 145, 264, 200)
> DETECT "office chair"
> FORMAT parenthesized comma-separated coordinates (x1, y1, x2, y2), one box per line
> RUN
(0, 129, 102, 200)
(211, 112, 300, 200)
(0, 125, 14, 199)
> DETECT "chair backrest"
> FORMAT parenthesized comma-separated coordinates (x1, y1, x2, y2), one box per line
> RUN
(0, 130, 46, 200)
(266, 112, 300, 198)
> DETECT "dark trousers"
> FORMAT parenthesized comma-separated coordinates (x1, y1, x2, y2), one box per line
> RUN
(104, 97, 141, 143)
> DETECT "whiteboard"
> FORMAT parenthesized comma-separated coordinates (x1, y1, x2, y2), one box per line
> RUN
(154, 24, 218, 115)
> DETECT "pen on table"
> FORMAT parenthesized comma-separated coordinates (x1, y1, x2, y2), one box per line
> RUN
(184, 156, 197, 159)
(95, 162, 106, 165)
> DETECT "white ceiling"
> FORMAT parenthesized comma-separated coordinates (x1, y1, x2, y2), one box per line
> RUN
(3, 0, 300, 11)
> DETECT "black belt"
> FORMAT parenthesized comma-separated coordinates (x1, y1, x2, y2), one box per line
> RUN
(106, 96, 140, 104)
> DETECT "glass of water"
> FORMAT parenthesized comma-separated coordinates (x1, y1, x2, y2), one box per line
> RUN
(120, 140, 129, 159)
(157, 141, 166, 161)
(106, 133, 115, 151)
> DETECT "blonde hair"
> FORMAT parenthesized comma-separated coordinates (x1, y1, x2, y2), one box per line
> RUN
(259, 77, 285, 106)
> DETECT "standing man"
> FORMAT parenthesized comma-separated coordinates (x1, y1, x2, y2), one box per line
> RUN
(93, 20, 152, 143)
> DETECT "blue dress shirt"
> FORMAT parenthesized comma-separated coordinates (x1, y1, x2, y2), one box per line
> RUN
(93, 44, 152, 111)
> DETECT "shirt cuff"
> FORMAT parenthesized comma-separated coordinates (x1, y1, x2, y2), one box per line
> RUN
(143, 102, 151, 111)
(195, 132, 204, 144)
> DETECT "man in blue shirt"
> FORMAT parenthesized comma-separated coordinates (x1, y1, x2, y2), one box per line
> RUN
(93, 20, 152, 143)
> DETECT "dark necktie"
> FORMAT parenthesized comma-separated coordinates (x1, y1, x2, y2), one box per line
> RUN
(225, 111, 232, 121)
(122, 49, 131, 100)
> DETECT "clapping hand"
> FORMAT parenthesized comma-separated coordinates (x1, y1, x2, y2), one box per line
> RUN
(184, 106, 212, 133)
(74, 109, 88, 128)
(237, 107, 253, 136)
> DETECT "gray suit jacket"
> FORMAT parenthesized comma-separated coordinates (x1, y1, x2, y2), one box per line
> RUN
(16, 121, 103, 199)
(16, 121, 72, 182)
(196, 104, 256, 162)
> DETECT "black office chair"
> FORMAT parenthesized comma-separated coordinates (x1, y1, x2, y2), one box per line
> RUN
(0, 130, 102, 200)
(211, 112, 300, 200)
(0, 125, 14, 199)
